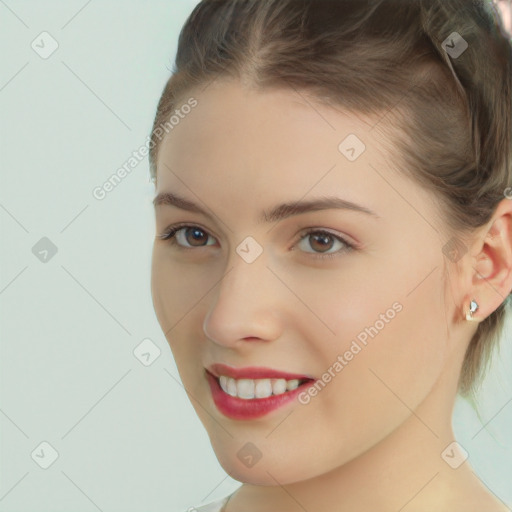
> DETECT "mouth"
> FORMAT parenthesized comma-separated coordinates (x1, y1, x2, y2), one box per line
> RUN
(205, 364, 316, 420)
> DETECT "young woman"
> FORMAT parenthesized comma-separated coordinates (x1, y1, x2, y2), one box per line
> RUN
(149, 1, 512, 510)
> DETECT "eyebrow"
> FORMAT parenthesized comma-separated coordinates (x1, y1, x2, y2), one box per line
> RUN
(153, 192, 380, 224)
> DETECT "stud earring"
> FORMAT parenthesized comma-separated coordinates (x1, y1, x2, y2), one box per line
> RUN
(466, 299, 479, 321)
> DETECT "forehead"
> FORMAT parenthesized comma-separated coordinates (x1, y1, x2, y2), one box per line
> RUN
(154, 79, 434, 229)
(160, 81, 378, 171)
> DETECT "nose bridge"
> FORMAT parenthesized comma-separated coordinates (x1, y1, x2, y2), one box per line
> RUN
(220, 234, 271, 302)
(217, 242, 271, 314)
(203, 243, 281, 343)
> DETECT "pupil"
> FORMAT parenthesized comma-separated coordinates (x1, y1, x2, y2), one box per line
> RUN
(311, 233, 333, 252)
(187, 228, 207, 246)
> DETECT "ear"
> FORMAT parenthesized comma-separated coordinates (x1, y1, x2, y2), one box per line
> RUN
(464, 198, 512, 321)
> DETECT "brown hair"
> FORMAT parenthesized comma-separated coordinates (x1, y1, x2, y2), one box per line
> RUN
(148, 0, 512, 398)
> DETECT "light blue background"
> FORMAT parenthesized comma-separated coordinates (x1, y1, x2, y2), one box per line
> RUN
(0, 1, 511, 511)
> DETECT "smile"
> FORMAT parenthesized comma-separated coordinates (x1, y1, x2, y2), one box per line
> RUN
(218, 375, 308, 399)
(205, 364, 316, 420)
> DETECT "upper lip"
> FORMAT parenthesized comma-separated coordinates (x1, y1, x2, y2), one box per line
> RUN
(207, 363, 315, 381)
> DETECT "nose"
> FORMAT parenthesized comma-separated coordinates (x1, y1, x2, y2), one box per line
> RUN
(203, 251, 284, 348)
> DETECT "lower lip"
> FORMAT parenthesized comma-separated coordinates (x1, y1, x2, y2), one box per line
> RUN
(206, 370, 315, 420)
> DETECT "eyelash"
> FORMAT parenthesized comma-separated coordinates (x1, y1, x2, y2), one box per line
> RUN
(157, 223, 355, 260)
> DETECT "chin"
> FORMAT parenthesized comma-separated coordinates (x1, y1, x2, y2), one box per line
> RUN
(217, 458, 294, 486)
(209, 438, 320, 486)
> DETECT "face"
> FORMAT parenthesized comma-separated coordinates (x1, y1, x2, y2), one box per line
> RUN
(151, 79, 466, 485)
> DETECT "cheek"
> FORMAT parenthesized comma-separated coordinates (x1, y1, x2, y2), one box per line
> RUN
(317, 273, 447, 427)
(150, 246, 212, 377)
(150, 251, 166, 330)
(150, 247, 180, 335)
(150, 247, 215, 335)
(275, 278, 448, 470)
(303, 256, 448, 408)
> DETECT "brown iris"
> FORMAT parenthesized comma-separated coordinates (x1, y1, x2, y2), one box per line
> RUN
(184, 227, 209, 247)
(308, 232, 335, 253)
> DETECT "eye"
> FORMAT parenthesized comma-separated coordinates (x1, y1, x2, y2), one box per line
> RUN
(157, 223, 216, 249)
(294, 228, 354, 260)
(157, 224, 355, 260)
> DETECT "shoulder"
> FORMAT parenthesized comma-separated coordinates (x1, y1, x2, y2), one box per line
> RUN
(182, 494, 231, 512)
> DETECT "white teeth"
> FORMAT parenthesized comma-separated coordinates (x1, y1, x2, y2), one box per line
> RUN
(237, 379, 255, 399)
(255, 379, 273, 398)
(219, 376, 229, 394)
(218, 376, 305, 400)
(286, 379, 300, 391)
(227, 377, 237, 397)
(271, 378, 287, 395)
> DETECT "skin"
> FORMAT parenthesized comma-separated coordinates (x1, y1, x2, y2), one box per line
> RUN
(497, 0, 512, 37)
(151, 79, 512, 512)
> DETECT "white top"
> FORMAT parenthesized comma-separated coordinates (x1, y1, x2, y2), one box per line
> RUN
(186, 494, 232, 512)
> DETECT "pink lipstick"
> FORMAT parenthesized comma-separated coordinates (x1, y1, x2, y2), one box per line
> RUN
(205, 363, 316, 420)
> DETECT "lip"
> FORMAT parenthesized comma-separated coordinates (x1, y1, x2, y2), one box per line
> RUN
(207, 363, 315, 381)
(205, 365, 317, 420)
